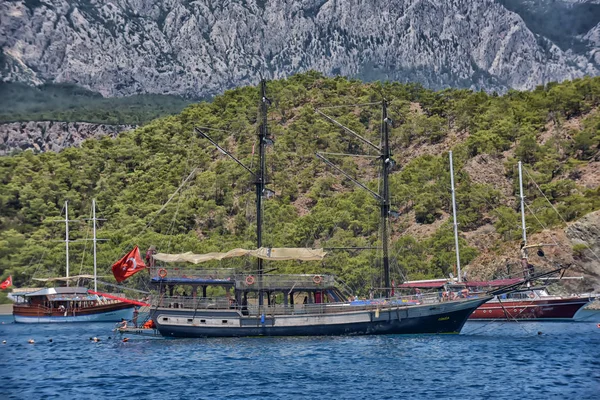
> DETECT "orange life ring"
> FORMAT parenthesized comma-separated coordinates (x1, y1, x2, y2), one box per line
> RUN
(313, 275, 323, 285)
(245, 275, 255, 285)
(158, 268, 168, 279)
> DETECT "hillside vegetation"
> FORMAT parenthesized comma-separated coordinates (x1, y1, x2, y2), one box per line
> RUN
(0, 82, 193, 125)
(1, 72, 599, 300)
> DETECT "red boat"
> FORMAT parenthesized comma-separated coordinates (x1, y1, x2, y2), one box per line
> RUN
(397, 279, 596, 321)
(468, 288, 595, 321)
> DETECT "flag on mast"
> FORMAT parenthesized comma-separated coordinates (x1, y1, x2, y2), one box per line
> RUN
(112, 246, 147, 283)
(0, 276, 12, 290)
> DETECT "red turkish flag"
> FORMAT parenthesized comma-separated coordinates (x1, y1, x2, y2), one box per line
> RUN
(112, 246, 147, 283)
(0, 275, 12, 290)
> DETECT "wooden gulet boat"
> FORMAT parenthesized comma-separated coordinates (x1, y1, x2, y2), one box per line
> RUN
(469, 288, 594, 321)
(468, 161, 596, 321)
(12, 200, 135, 323)
(145, 81, 492, 338)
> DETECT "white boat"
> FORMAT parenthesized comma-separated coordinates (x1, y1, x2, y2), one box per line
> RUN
(12, 200, 135, 323)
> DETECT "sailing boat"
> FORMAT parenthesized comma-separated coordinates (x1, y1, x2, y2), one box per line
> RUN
(144, 81, 492, 338)
(12, 200, 135, 323)
(467, 161, 597, 320)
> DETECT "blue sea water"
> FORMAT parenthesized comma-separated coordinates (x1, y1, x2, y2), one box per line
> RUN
(1, 314, 599, 400)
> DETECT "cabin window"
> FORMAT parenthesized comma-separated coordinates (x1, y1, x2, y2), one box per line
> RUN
(187, 319, 193, 323)
(162, 317, 168, 322)
(222, 320, 228, 324)
(200, 319, 206, 323)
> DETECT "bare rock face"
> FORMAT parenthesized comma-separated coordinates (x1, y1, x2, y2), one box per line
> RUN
(1, 0, 597, 98)
(566, 210, 600, 290)
(0, 121, 134, 155)
(584, 22, 600, 65)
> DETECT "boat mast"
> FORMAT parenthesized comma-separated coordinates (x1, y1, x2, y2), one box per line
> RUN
(194, 81, 270, 306)
(518, 161, 527, 247)
(65, 200, 70, 286)
(449, 151, 462, 283)
(256, 79, 269, 306)
(92, 199, 98, 292)
(518, 161, 529, 273)
(316, 100, 394, 297)
(380, 100, 391, 297)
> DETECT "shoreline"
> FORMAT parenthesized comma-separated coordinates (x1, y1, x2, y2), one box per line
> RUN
(0, 304, 13, 315)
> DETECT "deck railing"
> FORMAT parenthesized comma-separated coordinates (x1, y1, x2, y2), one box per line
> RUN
(150, 267, 236, 281)
(151, 292, 450, 316)
(234, 274, 336, 290)
(149, 269, 337, 290)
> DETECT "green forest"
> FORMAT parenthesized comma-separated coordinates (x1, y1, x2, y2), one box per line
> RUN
(0, 82, 193, 125)
(1, 72, 599, 302)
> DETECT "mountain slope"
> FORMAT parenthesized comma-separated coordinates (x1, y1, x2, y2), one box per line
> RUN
(1, 0, 597, 97)
(0, 73, 599, 294)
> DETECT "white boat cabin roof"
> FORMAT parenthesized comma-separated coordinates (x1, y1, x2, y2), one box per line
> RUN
(21, 286, 90, 297)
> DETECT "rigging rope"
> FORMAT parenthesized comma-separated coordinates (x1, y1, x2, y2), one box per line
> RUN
(523, 166, 600, 264)
(77, 207, 92, 282)
(316, 102, 382, 110)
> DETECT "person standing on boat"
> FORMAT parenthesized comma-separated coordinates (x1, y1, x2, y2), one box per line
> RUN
(118, 318, 128, 329)
(132, 307, 139, 328)
(145, 246, 157, 268)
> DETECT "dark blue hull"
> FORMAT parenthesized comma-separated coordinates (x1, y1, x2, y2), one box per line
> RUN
(151, 297, 490, 338)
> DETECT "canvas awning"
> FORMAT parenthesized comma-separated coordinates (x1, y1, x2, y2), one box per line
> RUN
(153, 247, 327, 264)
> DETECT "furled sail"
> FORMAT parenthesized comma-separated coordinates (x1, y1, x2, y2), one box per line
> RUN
(153, 247, 327, 264)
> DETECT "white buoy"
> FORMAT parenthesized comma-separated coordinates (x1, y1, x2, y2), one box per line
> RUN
(28, 339, 35, 344)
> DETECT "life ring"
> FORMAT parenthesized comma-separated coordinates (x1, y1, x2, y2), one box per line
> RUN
(313, 275, 323, 285)
(245, 275, 255, 285)
(158, 268, 168, 279)
(529, 293, 535, 299)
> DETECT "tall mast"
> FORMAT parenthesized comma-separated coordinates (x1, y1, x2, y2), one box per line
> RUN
(256, 80, 269, 306)
(65, 201, 70, 286)
(449, 151, 462, 282)
(194, 82, 269, 305)
(518, 161, 527, 247)
(518, 161, 528, 272)
(381, 100, 391, 297)
(92, 199, 98, 292)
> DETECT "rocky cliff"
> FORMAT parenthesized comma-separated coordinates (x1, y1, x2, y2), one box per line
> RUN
(566, 210, 600, 290)
(0, 121, 134, 155)
(1, 0, 599, 98)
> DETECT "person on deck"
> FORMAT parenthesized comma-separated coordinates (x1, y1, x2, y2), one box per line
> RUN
(132, 307, 139, 328)
(229, 298, 238, 310)
(145, 246, 157, 268)
(118, 318, 128, 329)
